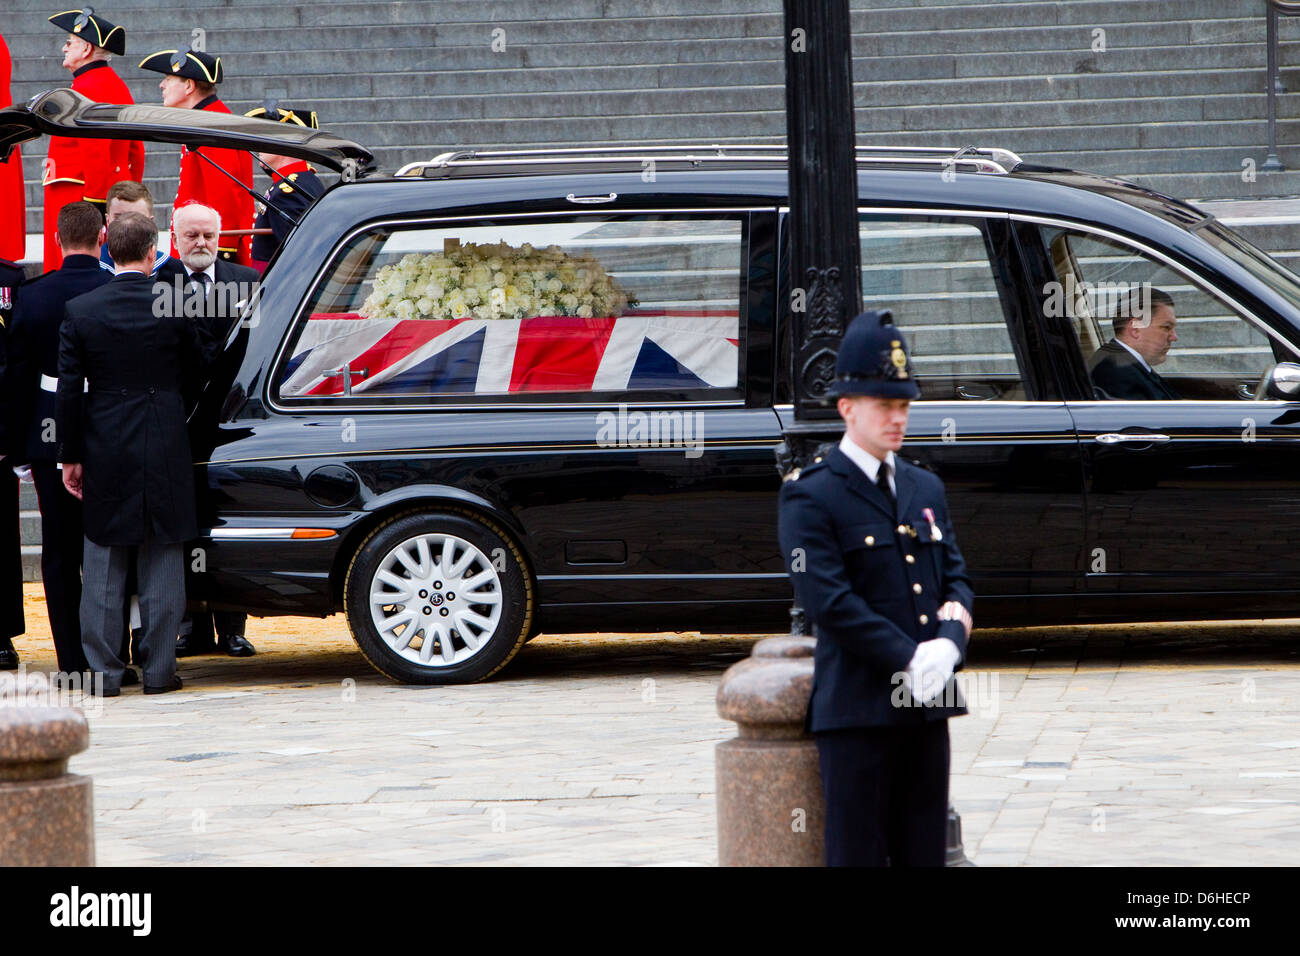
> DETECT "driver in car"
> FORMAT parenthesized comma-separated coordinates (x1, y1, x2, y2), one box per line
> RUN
(1088, 287, 1179, 400)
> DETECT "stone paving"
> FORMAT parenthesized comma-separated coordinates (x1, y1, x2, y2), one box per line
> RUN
(6, 584, 1300, 865)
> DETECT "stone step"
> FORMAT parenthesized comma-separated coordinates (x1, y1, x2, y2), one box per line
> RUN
(5, 0, 1276, 30)
(21, 546, 41, 584)
(20, 511, 41, 544)
(19, 483, 39, 511)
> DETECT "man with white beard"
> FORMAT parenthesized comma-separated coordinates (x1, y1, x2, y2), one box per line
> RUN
(163, 202, 258, 658)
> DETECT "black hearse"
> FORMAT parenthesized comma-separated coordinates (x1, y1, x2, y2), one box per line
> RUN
(6, 90, 1300, 683)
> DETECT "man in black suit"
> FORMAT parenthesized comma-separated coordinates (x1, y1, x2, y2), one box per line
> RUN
(0, 254, 25, 670)
(163, 202, 257, 657)
(1088, 287, 1179, 400)
(58, 212, 203, 696)
(5, 202, 113, 675)
(778, 310, 974, 867)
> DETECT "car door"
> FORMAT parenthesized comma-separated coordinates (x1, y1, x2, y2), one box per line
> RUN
(1019, 215, 1300, 609)
(256, 205, 788, 630)
(777, 207, 1087, 618)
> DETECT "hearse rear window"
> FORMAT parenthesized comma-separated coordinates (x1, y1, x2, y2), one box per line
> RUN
(276, 214, 745, 402)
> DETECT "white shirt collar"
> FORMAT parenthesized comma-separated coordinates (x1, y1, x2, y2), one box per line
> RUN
(187, 261, 217, 282)
(1115, 337, 1152, 373)
(839, 434, 896, 494)
(112, 267, 146, 277)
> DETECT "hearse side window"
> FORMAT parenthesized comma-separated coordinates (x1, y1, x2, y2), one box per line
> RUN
(859, 215, 1024, 401)
(1041, 226, 1293, 401)
(275, 214, 745, 402)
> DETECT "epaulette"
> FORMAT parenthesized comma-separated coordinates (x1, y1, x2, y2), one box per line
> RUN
(785, 454, 829, 483)
(278, 174, 298, 194)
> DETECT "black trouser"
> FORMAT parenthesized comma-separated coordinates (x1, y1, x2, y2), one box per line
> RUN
(181, 609, 247, 645)
(815, 719, 950, 867)
(31, 461, 88, 672)
(1, 469, 22, 641)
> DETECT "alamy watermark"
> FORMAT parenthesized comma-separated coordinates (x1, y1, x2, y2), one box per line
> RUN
(890, 669, 1000, 719)
(152, 275, 262, 327)
(1043, 277, 1153, 325)
(596, 404, 704, 459)
(0, 664, 104, 716)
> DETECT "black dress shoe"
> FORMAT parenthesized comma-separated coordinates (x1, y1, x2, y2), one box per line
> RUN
(121, 667, 140, 687)
(143, 674, 183, 695)
(0, 639, 18, 671)
(216, 633, 256, 657)
(176, 633, 215, 657)
(89, 676, 120, 698)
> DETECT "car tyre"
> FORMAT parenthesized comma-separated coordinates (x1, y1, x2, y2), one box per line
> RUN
(344, 510, 533, 684)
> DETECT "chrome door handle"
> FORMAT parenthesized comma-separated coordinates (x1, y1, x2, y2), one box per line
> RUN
(1095, 432, 1171, 444)
(566, 193, 617, 204)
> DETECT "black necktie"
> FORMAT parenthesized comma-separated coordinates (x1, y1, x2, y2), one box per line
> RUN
(876, 461, 896, 513)
(188, 271, 211, 293)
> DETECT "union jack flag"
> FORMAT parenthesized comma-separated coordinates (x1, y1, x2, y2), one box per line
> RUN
(280, 310, 739, 397)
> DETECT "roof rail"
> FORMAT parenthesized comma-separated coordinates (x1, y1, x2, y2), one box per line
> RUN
(392, 144, 1024, 179)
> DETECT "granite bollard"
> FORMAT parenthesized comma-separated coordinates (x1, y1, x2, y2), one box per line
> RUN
(0, 705, 94, 866)
(715, 635, 823, 866)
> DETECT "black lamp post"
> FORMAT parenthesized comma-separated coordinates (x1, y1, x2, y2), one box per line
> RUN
(778, 0, 971, 866)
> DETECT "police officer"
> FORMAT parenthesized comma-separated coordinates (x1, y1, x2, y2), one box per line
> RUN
(243, 103, 326, 269)
(138, 46, 254, 265)
(778, 309, 974, 867)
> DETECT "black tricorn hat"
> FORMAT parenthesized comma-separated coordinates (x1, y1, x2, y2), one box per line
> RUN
(49, 8, 127, 56)
(826, 309, 921, 400)
(244, 102, 319, 129)
(139, 47, 223, 84)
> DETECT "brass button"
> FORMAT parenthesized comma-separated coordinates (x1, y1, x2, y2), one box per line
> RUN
(814, 456, 822, 463)
(919, 614, 929, 625)
(897, 525, 907, 534)
(864, 535, 874, 546)
(905, 555, 915, 564)
(913, 583, 922, 594)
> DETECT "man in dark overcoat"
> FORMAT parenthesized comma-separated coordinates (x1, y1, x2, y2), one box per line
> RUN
(158, 202, 258, 657)
(58, 212, 203, 695)
(5, 202, 110, 675)
(778, 310, 974, 867)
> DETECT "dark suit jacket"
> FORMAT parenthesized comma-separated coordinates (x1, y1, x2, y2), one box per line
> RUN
(155, 258, 260, 365)
(4, 255, 110, 463)
(57, 272, 204, 546)
(778, 445, 973, 732)
(1088, 339, 1179, 400)
(252, 165, 324, 263)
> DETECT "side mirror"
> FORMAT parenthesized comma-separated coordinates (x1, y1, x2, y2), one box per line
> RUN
(1255, 362, 1300, 400)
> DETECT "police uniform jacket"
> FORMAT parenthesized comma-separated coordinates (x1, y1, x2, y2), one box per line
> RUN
(43, 61, 144, 205)
(172, 95, 254, 265)
(3, 254, 109, 463)
(251, 160, 323, 264)
(56, 272, 203, 546)
(778, 445, 974, 732)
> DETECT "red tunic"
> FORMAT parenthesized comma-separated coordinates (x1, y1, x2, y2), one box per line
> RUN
(173, 95, 254, 265)
(0, 32, 27, 262)
(42, 60, 145, 270)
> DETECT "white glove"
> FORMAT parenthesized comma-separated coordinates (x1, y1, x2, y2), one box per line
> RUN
(905, 638, 961, 704)
(11, 464, 33, 484)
